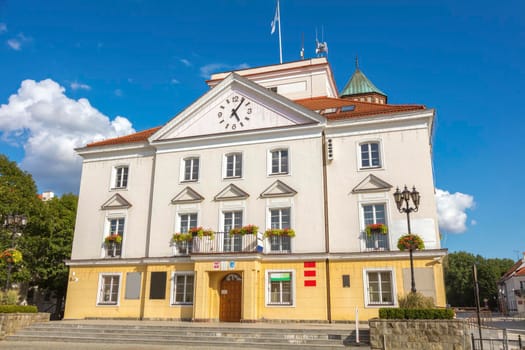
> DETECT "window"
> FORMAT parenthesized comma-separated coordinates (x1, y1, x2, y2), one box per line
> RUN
(363, 204, 388, 250)
(98, 274, 120, 305)
(106, 217, 125, 257)
(267, 271, 293, 305)
(269, 208, 291, 252)
(366, 270, 394, 305)
(179, 213, 197, 233)
(172, 273, 194, 305)
(183, 157, 199, 181)
(270, 149, 289, 175)
(225, 153, 242, 178)
(360, 142, 381, 168)
(113, 166, 129, 189)
(223, 211, 243, 252)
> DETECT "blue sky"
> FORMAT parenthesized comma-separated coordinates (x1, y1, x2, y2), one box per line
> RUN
(0, 0, 523, 260)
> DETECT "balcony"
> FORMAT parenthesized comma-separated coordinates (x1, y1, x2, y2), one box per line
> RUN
(105, 242, 122, 258)
(362, 232, 389, 252)
(172, 231, 261, 256)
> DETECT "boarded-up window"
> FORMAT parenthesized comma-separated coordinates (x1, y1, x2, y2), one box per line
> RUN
(402, 267, 436, 301)
(125, 272, 141, 299)
(149, 272, 167, 299)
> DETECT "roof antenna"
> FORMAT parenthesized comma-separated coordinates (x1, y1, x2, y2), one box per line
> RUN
(315, 26, 328, 57)
(355, 55, 359, 70)
(300, 32, 305, 60)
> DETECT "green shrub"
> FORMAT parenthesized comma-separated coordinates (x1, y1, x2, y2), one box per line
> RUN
(379, 308, 454, 319)
(0, 305, 37, 313)
(398, 292, 435, 309)
(0, 290, 20, 305)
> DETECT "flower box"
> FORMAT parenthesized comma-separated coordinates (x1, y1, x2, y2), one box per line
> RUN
(264, 228, 295, 238)
(188, 227, 215, 239)
(0, 248, 22, 264)
(172, 233, 193, 243)
(229, 224, 259, 236)
(104, 234, 122, 244)
(365, 223, 388, 236)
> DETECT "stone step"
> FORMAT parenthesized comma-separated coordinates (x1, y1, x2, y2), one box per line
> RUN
(6, 321, 370, 349)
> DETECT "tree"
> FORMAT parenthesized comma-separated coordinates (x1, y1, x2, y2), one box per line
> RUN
(21, 193, 77, 318)
(444, 251, 514, 308)
(0, 154, 42, 287)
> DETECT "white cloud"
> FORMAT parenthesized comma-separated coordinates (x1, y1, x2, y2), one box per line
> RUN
(70, 82, 91, 91)
(435, 188, 475, 234)
(0, 23, 6, 34)
(199, 62, 250, 78)
(0, 79, 135, 194)
(6, 33, 31, 51)
(171, 78, 180, 85)
(179, 58, 192, 67)
(114, 89, 123, 97)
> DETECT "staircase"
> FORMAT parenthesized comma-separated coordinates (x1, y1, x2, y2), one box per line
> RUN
(5, 320, 370, 349)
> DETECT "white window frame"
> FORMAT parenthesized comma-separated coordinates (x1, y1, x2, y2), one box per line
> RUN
(170, 272, 195, 306)
(265, 269, 295, 307)
(177, 212, 198, 233)
(110, 165, 129, 190)
(224, 152, 243, 179)
(358, 141, 382, 170)
(363, 268, 397, 308)
(97, 273, 122, 306)
(181, 156, 200, 182)
(268, 148, 290, 176)
(222, 210, 243, 252)
(268, 207, 292, 253)
(103, 212, 127, 258)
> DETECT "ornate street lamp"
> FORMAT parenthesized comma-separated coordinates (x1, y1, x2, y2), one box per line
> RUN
(393, 186, 420, 293)
(2, 214, 27, 290)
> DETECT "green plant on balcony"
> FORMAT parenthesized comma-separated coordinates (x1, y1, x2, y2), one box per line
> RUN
(397, 234, 425, 251)
(229, 224, 259, 236)
(188, 226, 215, 239)
(264, 228, 295, 238)
(365, 223, 388, 236)
(104, 234, 122, 244)
(171, 233, 193, 243)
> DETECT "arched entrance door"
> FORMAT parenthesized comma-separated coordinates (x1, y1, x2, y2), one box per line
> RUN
(219, 273, 242, 322)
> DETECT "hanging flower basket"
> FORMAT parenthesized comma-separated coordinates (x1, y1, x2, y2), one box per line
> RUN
(264, 228, 296, 238)
(172, 233, 193, 243)
(188, 227, 215, 239)
(365, 223, 388, 236)
(0, 248, 22, 264)
(397, 234, 425, 251)
(104, 234, 122, 244)
(230, 225, 259, 236)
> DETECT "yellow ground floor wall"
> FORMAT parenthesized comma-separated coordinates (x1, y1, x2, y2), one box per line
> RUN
(64, 255, 446, 322)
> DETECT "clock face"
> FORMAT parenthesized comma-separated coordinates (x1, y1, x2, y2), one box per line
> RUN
(217, 94, 253, 130)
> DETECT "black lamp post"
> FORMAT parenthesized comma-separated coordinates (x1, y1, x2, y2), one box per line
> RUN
(2, 214, 27, 291)
(393, 186, 420, 293)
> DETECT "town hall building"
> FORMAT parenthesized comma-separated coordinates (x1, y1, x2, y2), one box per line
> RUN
(64, 57, 446, 322)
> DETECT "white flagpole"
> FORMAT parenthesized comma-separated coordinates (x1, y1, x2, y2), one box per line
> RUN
(277, 0, 282, 64)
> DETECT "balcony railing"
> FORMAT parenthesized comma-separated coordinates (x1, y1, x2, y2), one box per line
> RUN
(362, 233, 389, 252)
(105, 242, 122, 257)
(172, 232, 261, 256)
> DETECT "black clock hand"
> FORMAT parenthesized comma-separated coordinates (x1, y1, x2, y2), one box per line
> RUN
(231, 97, 245, 117)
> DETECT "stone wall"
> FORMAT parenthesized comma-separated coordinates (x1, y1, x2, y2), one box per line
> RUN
(369, 319, 472, 350)
(0, 313, 50, 338)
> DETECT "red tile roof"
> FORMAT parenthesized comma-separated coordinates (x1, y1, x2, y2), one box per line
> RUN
(86, 126, 162, 148)
(294, 96, 426, 120)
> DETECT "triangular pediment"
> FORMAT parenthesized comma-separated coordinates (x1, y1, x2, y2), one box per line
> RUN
(101, 194, 132, 210)
(149, 73, 324, 142)
(171, 187, 205, 204)
(214, 184, 249, 201)
(260, 180, 297, 198)
(352, 174, 393, 193)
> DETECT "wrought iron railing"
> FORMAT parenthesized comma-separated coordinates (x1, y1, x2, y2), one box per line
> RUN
(172, 231, 260, 255)
(105, 242, 122, 257)
(362, 233, 389, 252)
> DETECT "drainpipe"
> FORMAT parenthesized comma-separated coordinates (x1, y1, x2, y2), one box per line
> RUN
(321, 131, 332, 323)
(139, 150, 157, 320)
